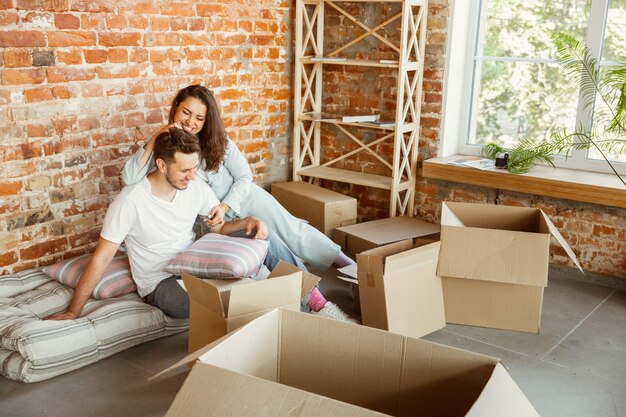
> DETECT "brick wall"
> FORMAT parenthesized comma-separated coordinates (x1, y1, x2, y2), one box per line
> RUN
(318, 1, 625, 281)
(0, 0, 292, 274)
(2, 0, 624, 281)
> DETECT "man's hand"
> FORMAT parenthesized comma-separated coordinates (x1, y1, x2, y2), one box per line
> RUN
(45, 310, 78, 321)
(244, 216, 268, 239)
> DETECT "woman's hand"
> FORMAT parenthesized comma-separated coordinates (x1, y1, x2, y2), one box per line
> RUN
(207, 203, 229, 226)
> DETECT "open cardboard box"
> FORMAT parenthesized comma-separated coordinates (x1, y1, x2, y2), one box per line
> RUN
(333, 216, 440, 258)
(184, 261, 320, 353)
(438, 202, 582, 333)
(355, 239, 445, 338)
(271, 181, 357, 237)
(159, 309, 540, 417)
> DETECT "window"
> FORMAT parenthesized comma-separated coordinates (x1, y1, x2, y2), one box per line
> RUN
(442, 0, 626, 175)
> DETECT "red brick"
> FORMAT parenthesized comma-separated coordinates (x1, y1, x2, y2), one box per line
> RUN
(27, 123, 55, 137)
(70, 0, 115, 13)
(0, 251, 18, 268)
(20, 238, 67, 260)
(129, 48, 148, 62)
(0, 180, 22, 196)
(99, 32, 141, 47)
(160, 2, 195, 16)
(48, 31, 96, 47)
(54, 13, 81, 29)
(16, 0, 68, 11)
(24, 87, 54, 103)
(169, 17, 187, 31)
(0, 0, 12, 8)
(184, 48, 204, 60)
(124, 112, 145, 128)
(149, 16, 169, 31)
(106, 14, 127, 30)
(130, 1, 159, 14)
(108, 48, 128, 63)
(47, 67, 95, 83)
(96, 64, 140, 79)
(84, 49, 107, 63)
(78, 116, 100, 132)
(52, 85, 72, 99)
(1, 68, 46, 85)
(3, 50, 32, 68)
(196, 3, 226, 16)
(149, 49, 168, 62)
(0, 11, 18, 26)
(57, 49, 83, 65)
(0, 31, 41, 50)
(127, 15, 148, 29)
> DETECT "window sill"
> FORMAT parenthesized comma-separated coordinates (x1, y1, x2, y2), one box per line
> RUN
(422, 155, 626, 209)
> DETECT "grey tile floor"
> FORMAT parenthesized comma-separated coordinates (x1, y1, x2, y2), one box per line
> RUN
(1, 266, 624, 417)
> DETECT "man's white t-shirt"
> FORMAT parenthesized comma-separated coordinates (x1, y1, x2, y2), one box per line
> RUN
(101, 176, 220, 296)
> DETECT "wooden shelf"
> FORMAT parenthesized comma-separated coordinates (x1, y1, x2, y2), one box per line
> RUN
(297, 166, 412, 191)
(303, 57, 421, 71)
(293, 0, 428, 216)
(422, 155, 626, 209)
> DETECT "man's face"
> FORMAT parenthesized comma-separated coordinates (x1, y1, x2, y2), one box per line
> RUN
(163, 151, 200, 190)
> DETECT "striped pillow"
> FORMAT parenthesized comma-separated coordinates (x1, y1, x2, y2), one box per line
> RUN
(43, 252, 137, 299)
(165, 233, 269, 278)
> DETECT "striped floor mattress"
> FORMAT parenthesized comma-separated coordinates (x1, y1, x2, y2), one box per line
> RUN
(0, 268, 188, 383)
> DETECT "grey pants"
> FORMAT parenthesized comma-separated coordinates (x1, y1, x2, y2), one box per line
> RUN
(143, 229, 307, 318)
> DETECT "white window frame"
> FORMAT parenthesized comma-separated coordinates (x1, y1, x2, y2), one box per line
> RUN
(440, 0, 626, 176)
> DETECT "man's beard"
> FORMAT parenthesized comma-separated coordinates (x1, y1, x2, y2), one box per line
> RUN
(165, 172, 189, 191)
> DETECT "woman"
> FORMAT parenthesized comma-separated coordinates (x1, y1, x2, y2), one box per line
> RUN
(122, 85, 354, 270)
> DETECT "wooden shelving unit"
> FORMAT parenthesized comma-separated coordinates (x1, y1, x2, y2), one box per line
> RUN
(292, 0, 429, 217)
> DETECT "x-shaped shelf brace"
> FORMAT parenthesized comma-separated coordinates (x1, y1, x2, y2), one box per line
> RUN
(298, 120, 317, 167)
(324, 1, 402, 56)
(298, 64, 321, 114)
(320, 124, 397, 173)
(301, 4, 321, 55)
(405, 6, 425, 62)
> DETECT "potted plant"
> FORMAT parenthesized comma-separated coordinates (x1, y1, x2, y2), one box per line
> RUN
(482, 31, 625, 186)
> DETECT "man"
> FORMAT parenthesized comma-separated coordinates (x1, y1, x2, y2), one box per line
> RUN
(47, 128, 353, 322)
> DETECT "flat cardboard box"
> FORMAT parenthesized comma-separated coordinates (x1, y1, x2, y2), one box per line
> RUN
(271, 181, 357, 237)
(333, 216, 441, 258)
(357, 239, 445, 338)
(161, 309, 540, 417)
(184, 261, 320, 353)
(438, 202, 582, 333)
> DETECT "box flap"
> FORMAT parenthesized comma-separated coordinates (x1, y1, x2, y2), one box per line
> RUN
(337, 216, 440, 246)
(268, 260, 321, 299)
(442, 202, 540, 232)
(540, 211, 583, 273)
(165, 363, 386, 417)
(228, 273, 302, 318)
(466, 363, 540, 417)
(181, 272, 225, 316)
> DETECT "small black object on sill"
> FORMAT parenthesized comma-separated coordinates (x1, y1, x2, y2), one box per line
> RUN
(495, 152, 509, 169)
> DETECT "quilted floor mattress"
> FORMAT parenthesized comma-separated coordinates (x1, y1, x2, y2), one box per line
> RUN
(0, 268, 188, 383)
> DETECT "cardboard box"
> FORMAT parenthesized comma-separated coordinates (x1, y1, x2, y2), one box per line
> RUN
(357, 239, 445, 338)
(438, 202, 582, 333)
(184, 261, 320, 353)
(160, 309, 540, 417)
(271, 181, 357, 237)
(333, 216, 440, 258)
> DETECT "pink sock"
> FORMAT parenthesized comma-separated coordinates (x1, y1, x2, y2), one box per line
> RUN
(307, 287, 327, 312)
(334, 251, 355, 268)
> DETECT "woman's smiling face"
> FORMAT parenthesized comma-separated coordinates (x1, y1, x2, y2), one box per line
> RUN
(173, 96, 207, 135)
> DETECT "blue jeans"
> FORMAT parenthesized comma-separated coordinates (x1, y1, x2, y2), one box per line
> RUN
(143, 229, 307, 318)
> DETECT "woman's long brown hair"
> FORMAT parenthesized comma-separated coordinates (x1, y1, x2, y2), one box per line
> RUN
(168, 85, 227, 172)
